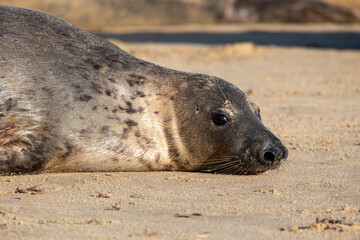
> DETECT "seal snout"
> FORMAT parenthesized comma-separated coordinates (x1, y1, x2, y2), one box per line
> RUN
(261, 145, 288, 164)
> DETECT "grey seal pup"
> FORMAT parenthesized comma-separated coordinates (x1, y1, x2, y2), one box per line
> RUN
(0, 6, 288, 174)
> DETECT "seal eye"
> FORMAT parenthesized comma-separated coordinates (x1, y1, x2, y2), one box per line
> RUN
(211, 113, 229, 126)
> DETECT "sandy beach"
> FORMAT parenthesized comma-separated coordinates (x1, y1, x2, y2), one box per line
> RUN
(0, 24, 360, 239)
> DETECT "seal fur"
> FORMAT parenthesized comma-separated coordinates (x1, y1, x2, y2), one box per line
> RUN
(0, 6, 288, 174)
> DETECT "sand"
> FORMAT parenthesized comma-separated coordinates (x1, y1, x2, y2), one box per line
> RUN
(0, 25, 360, 239)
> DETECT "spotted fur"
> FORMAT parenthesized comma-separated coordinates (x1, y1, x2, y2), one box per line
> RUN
(0, 6, 287, 174)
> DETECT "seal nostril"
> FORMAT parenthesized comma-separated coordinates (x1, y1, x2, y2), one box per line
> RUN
(263, 151, 275, 162)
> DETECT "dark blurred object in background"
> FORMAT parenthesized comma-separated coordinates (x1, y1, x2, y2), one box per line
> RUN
(1, 0, 359, 30)
(215, 0, 360, 23)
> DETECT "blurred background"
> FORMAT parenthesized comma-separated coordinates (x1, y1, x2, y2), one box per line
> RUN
(1, 0, 360, 50)
(1, 0, 360, 30)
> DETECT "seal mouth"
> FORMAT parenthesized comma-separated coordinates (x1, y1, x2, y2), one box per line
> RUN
(201, 146, 288, 175)
(200, 156, 279, 175)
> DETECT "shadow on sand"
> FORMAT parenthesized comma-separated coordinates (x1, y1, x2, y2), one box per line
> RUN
(97, 31, 360, 50)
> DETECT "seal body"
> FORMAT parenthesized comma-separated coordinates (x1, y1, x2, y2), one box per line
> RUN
(0, 6, 287, 174)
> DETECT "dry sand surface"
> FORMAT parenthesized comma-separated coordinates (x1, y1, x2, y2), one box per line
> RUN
(1, 24, 360, 239)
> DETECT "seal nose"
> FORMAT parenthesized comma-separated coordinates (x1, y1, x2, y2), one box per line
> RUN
(262, 146, 288, 163)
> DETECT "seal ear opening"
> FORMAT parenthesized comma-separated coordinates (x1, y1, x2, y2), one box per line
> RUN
(245, 95, 262, 120)
(195, 105, 200, 113)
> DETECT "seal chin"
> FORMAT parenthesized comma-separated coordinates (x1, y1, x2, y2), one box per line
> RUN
(244, 159, 283, 175)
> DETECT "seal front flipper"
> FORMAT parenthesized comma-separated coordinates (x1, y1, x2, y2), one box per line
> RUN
(0, 115, 46, 173)
(0, 114, 71, 173)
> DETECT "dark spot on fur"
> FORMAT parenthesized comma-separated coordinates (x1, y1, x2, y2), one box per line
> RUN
(41, 87, 54, 98)
(93, 63, 101, 70)
(79, 129, 88, 134)
(80, 73, 89, 80)
(138, 157, 146, 164)
(164, 164, 175, 171)
(91, 82, 103, 94)
(93, 106, 98, 111)
(78, 95, 93, 101)
(118, 101, 139, 114)
(72, 84, 81, 89)
(122, 128, 129, 134)
(121, 127, 129, 139)
(154, 111, 159, 115)
(125, 101, 136, 114)
(134, 130, 141, 138)
(125, 119, 138, 128)
(83, 57, 102, 70)
(100, 126, 110, 134)
(112, 107, 118, 113)
(104, 89, 117, 99)
(1, 98, 17, 111)
(108, 78, 116, 83)
(144, 137, 153, 145)
(104, 139, 126, 154)
(112, 157, 119, 162)
(138, 136, 155, 149)
(17, 108, 29, 113)
(61, 143, 74, 159)
(146, 163, 153, 170)
(104, 106, 109, 111)
(101, 52, 130, 70)
(136, 91, 145, 97)
(155, 153, 160, 163)
(129, 74, 146, 80)
(107, 116, 121, 122)
(126, 74, 146, 87)
(60, 31, 70, 38)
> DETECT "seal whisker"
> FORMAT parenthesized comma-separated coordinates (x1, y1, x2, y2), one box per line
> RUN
(209, 155, 238, 159)
(232, 166, 246, 175)
(203, 159, 246, 168)
(214, 164, 238, 175)
(203, 160, 237, 173)
(201, 158, 233, 165)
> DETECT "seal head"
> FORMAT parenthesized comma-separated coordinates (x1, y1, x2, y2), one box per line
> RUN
(172, 75, 288, 174)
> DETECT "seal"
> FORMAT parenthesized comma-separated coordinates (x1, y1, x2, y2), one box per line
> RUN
(0, 6, 288, 174)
